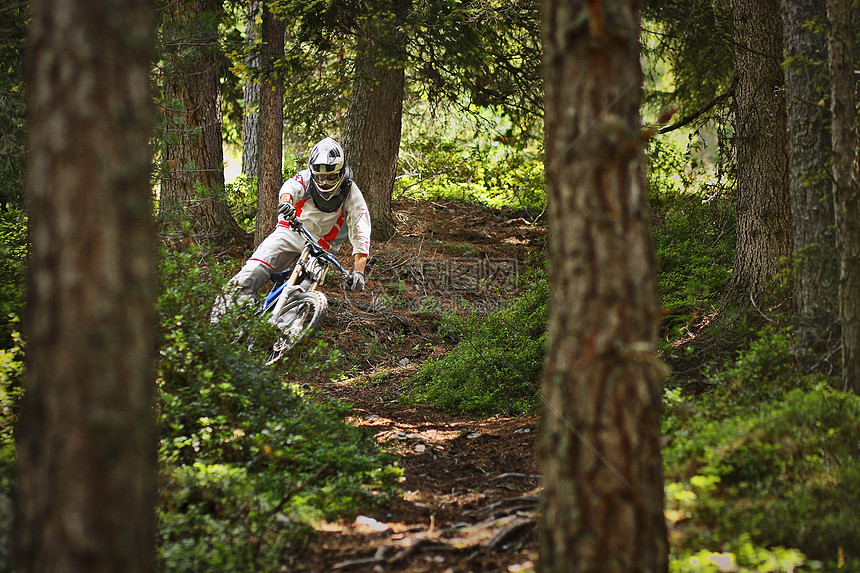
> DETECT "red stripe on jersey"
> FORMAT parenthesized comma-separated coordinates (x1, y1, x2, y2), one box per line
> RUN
(294, 197, 309, 217)
(318, 207, 345, 251)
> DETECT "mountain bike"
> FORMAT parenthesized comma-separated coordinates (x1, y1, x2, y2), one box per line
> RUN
(260, 214, 352, 365)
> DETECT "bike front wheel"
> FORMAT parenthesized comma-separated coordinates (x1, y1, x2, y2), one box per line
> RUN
(266, 290, 328, 365)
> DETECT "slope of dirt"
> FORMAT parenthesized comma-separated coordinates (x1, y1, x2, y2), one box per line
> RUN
(290, 199, 547, 572)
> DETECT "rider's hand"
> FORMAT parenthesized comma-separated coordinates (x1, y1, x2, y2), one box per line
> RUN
(277, 202, 296, 218)
(347, 272, 366, 292)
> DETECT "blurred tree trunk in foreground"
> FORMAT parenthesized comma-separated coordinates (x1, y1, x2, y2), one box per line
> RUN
(538, 0, 669, 571)
(15, 0, 157, 569)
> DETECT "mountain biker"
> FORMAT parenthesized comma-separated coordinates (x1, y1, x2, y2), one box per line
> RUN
(212, 137, 371, 321)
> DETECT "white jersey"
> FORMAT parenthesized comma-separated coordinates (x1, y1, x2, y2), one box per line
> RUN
(278, 169, 372, 255)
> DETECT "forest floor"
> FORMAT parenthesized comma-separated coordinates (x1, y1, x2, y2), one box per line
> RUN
(291, 198, 548, 573)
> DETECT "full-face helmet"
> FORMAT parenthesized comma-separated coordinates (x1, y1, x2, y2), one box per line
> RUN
(308, 137, 346, 197)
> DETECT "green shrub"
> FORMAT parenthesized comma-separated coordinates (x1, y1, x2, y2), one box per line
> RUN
(0, 210, 27, 350)
(396, 106, 545, 213)
(647, 138, 735, 338)
(0, 327, 23, 566)
(224, 174, 257, 233)
(0, 327, 22, 479)
(406, 266, 547, 415)
(663, 327, 860, 571)
(156, 248, 401, 571)
(0, 211, 25, 562)
(669, 536, 810, 573)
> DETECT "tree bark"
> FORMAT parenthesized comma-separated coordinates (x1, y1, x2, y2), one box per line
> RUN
(15, 0, 157, 570)
(725, 0, 793, 306)
(242, 0, 262, 180)
(539, 1, 668, 572)
(782, 0, 838, 354)
(255, 1, 285, 244)
(826, 0, 860, 393)
(342, 32, 405, 241)
(159, 0, 251, 250)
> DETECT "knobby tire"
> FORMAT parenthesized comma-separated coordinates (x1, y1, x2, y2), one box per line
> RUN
(265, 291, 328, 365)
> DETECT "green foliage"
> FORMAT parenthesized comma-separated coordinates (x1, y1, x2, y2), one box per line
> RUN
(0, 213, 24, 558)
(0, 326, 23, 492)
(664, 327, 860, 571)
(0, 210, 27, 350)
(0, 1, 27, 209)
(0, 329, 21, 571)
(641, 1, 734, 120)
(403, 0, 543, 130)
(670, 537, 810, 573)
(648, 137, 735, 338)
(224, 174, 258, 233)
(265, 0, 541, 136)
(397, 105, 545, 214)
(156, 248, 400, 571)
(406, 266, 547, 415)
(0, 210, 24, 531)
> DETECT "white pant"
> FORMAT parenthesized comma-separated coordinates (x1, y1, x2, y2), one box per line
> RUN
(233, 226, 307, 293)
(211, 224, 343, 322)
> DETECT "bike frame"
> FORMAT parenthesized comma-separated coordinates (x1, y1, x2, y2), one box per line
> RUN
(261, 217, 349, 314)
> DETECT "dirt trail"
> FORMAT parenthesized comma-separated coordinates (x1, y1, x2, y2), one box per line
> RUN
(293, 200, 546, 572)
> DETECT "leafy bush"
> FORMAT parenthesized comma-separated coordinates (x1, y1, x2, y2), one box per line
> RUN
(0, 211, 25, 565)
(647, 137, 735, 338)
(224, 174, 257, 233)
(406, 265, 547, 415)
(0, 210, 27, 350)
(156, 248, 401, 571)
(396, 105, 545, 213)
(669, 536, 809, 573)
(663, 327, 860, 571)
(0, 327, 22, 569)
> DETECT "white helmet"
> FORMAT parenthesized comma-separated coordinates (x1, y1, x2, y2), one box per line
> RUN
(308, 137, 346, 196)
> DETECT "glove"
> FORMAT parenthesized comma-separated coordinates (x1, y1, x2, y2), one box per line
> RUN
(277, 202, 295, 218)
(347, 272, 366, 292)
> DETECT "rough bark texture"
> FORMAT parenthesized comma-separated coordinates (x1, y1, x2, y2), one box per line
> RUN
(342, 34, 405, 241)
(242, 0, 262, 179)
(255, 2, 285, 244)
(782, 0, 838, 354)
(15, 0, 157, 570)
(725, 0, 793, 306)
(826, 0, 860, 393)
(538, 1, 668, 572)
(160, 0, 251, 250)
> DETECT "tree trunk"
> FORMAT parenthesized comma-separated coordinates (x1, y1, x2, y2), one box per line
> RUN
(342, 34, 405, 241)
(242, 0, 262, 179)
(539, 1, 668, 572)
(159, 0, 251, 250)
(725, 0, 793, 306)
(15, 0, 157, 570)
(826, 0, 860, 393)
(782, 0, 838, 354)
(255, 1, 285, 244)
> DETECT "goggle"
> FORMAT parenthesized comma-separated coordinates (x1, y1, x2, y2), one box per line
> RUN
(314, 171, 340, 182)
